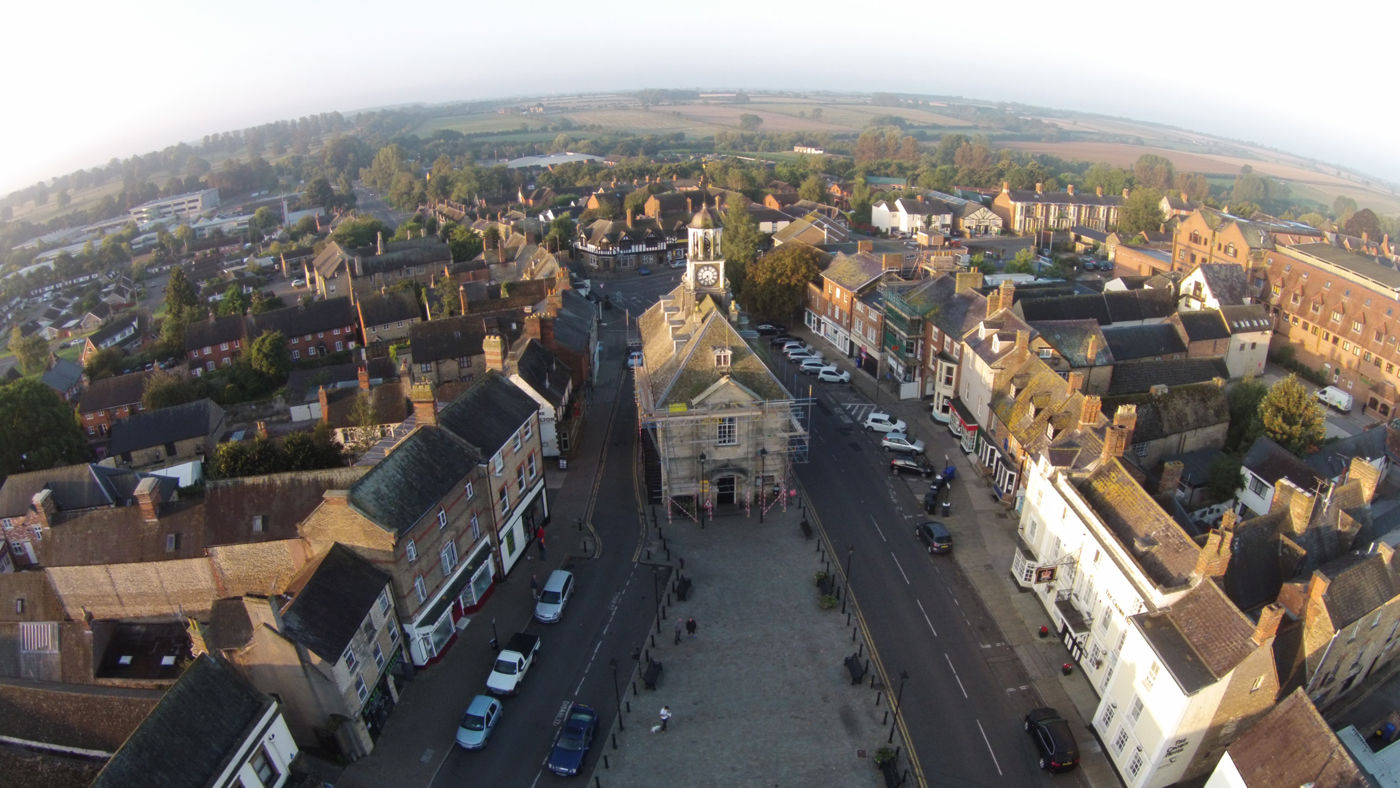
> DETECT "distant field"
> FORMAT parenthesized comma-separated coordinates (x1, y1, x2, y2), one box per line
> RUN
(415, 114, 545, 136)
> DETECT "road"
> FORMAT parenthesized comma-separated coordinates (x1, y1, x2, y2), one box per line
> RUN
(353, 185, 414, 229)
(769, 348, 1089, 787)
(430, 311, 661, 786)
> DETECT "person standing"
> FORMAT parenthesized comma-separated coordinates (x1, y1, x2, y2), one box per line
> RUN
(659, 705, 672, 732)
(686, 617, 697, 637)
(529, 573, 539, 600)
(674, 617, 684, 645)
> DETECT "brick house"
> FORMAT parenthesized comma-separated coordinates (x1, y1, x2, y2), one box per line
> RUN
(406, 315, 492, 387)
(991, 182, 1125, 235)
(107, 399, 226, 469)
(251, 297, 359, 363)
(82, 313, 143, 364)
(306, 238, 451, 302)
(185, 314, 249, 375)
(804, 244, 896, 360)
(78, 371, 149, 442)
(356, 290, 425, 347)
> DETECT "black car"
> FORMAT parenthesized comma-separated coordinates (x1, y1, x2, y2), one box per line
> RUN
(914, 521, 953, 554)
(770, 334, 799, 347)
(890, 456, 936, 477)
(1024, 707, 1079, 773)
(754, 323, 786, 335)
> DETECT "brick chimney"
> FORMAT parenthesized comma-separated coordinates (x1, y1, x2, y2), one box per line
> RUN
(1067, 370, 1085, 393)
(322, 489, 351, 508)
(1287, 485, 1316, 535)
(1066, 184, 1075, 195)
(1304, 572, 1332, 623)
(1113, 403, 1137, 436)
(1158, 460, 1184, 494)
(1035, 182, 1044, 195)
(411, 382, 437, 428)
(358, 365, 370, 392)
(626, 209, 634, 229)
(1001, 181, 1009, 194)
(954, 271, 983, 294)
(1079, 395, 1101, 428)
(857, 240, 874, 253)
(998, 280, 1015, 313)
(1101, 425, 1130, 462)
(525, 314, 555, 348)
(30, 489, 57, 528)
(1096, 186, 1104, 198)
(1193, 524, 1232, 579)
(134, 476, 162, 523)
(881, 253, 903, 271)
(318, 385, 330, 423)
(1122, 188, 1131, 199)
(459, 283, 468, 315)
(484, 331, 507, 372)
(1348, 456, 1381, 502)
(256, 421, 268, 439)
(1180, 191, 1190, 204)
(1085, 334, 1100, 364)
(376, 231, 384, 255)
(1014, 330, 1029, 357)
(1253, 602, 1286, 645)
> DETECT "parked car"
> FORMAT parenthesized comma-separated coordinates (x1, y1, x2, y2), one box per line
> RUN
(534, 569, 575, 623)
(547, 702, 599, 776)
(738, 329, 760, 340)
(628, 351, 644, 369)
(291, 278, 306, 288)
(785, 346, 822, 362)
(863, 411, 906, 433)
(455, 695, 502, 749)
(637, 266, 652, 276)
(914, 521, 953, 554)
(798, 357, 828, 375)
(890, 456, 936, 477)
(1315, 385, 1354, 413)
(816, 366, 850, 383)
(770, 334, 800, 347)
(754, 323, 785, 335)
(881, 431, 926, 454)
(486, 633, 540, 695)
(1025, 707, 1079, 772)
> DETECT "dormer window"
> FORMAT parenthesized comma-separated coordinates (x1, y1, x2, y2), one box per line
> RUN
(713, 348, 731, 369)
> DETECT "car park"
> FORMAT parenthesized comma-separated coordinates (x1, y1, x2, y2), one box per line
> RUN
(547, 702, 598, 776)
(798, 358, 827, 375)
(455, 695, 502, 749)
(881, 431, 925, 454)
(534, 569, 575, 623)
(914, 521, 953, 554)
(863, 411, 907, 433)
(890, 456, 936, 477)
(1025, 707, 1079, 772)
(816, 366, 850, 383)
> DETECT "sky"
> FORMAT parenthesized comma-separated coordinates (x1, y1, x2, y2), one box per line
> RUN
(5, 0, 1400, 200)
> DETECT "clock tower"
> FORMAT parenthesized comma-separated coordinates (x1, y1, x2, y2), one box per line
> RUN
(685, 200, 726, 304)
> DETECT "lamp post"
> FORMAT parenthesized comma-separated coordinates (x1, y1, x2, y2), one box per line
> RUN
(609, 657, 624, 731)
(698, 452, 707, 530)
(888, 669, 909, 744)
(490, 617, 499, 651)
(841, 544, 854, 614)
(758, 448, 768, 523)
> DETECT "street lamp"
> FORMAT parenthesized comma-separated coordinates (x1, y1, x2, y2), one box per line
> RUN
(758, 448, 768, 523)
(490, 617, 499, 651)
(841, 544, 854, 614)
(609, 657, 624, 731)
(698, 452, 707, 530)
(888, 670, 909, 744)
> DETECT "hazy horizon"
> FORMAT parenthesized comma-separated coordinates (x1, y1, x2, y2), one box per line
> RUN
(6, 1, 1399, 204)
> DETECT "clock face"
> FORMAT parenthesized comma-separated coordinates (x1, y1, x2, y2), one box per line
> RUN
(696, 264, 719, 287)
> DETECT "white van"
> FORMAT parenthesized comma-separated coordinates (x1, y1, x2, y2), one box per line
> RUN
(1314, 386, 1353, 413)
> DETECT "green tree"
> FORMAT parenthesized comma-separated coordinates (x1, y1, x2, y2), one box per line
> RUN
(332, 217, 391, 249)
(284, 428, 345, 470)
(1225, 378, 1268, 452)
(1132, 155, 1176, 190)
(449, 224, 484, 262)
(544, 215, 575, 253)
(0, 378, 90, 483)
(1344, 208, 1382, 240)
(250, 292, 286, 315)
(720, 198, 761, 298)
(217, 284, 251, 317)
(247, 331, 290, 382)
(174, 224, 194, 253)
(165, 267, 200, 321)
(1205, 454, 1243, 501)
(250, 206, 279, 236)
(142, 370, 200, 410)
(1296, 212, 1329, 230)
(83, 347, 125, 382)
(158, 315, 187, 358)
(304, 177, 335, 209)
(1118, 188, 1165, 235)
(798, 174, 826, 203)
(9, 327, 49, 375)
(1258, 374, 1325, 456)
(1332, 195, 1358, 220)
(434, 276, 460, 319)
(738, 113, 763, 132)
(743, 243, 824, 320)
(1007, 248, 1037, 275)
(346, 390, 379, 454)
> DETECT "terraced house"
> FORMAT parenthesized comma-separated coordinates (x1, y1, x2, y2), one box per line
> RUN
(991, 182, 1125, 235)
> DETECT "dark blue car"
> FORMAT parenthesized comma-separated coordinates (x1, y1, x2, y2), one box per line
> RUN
(547, 703, 598, 776)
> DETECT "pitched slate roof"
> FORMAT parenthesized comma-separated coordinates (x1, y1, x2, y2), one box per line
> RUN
(409, 315, 488, 364)
(513, 340, 570, 407)
(1102, 384, 1229, 443)
(1002, 187, 1123, 207)
(1076, 459, 1200, 588)
(348, 426, 482, 536)
(437, 371, 540, 452)
(1304, 424, 1392, 481)
(638, 289, 786, 407)
(79, 371, 149, 413)
(1175, 310, 1230, 342)
(202, 467, 367, 547)
(772, 212, 850, 246)
(92, 655, 274, 788)
(1101, 324, 1187, 360)
(1015, 288, 1175, 325)
(1131, 581, 1259, 693)
(1289, 242, 1400, 289)
(251, 296, 356, 338)
(184, 314, 248, 351)
(1219, 510, 1302, 613)
(1030, 320, 1113, 366)
(108, 399, 224, 455)
(1317, 549, 1400, 630)
(89, 314, 140, 347)
(1192, 263, 1251, 305)
(1242, 436, 1323, 490)
(0, 463, 177, 519)
(1219, 304, 1272, 335)
(1106, 358, 1230, 395)
(323, 383, 409, 430)
(1223, 688, 1367, 787)
(821, 251, 889, 292)
(357, 290, 423, 328)
(279, 543, 391, 662)
(40, 358, 83, 394)
(550, 289, 594, 356)
(355, 237, 450, 275)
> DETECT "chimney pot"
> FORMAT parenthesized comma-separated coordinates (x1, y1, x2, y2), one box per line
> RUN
(1253, 602, 1285, 645)
(134, 477, 162, 523)
(1067, 370, 1085, 393)
(1079, 395, 1101, 428)
(411, 382, 437, 428)
(1158, 460, 1184, 495)
(1035, 182, 1044, 194)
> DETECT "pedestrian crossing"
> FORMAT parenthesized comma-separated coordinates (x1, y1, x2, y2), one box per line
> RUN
(840, 401, 877, 425)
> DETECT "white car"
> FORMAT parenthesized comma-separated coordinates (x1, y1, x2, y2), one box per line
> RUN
(881, 431, 926, 454)
(785, 345, 822, 362)
(798, 358, 827, 375)
(816, 366, 850, 383)
(864, 411, 907, 433)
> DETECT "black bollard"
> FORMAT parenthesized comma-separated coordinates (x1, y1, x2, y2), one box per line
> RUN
(625, 700, 630, 713)
(632, 681, 638, 696)
(857, 642, 864, 658)
(875, 690, 883, 707)
(665, 546, 670, 560)
(612, 732, 618, 750)
(852, 626, 857, 642)
(667, 593, 672, 606)
(651, 633, 656, 647)
(882, 710, 889, 725)
(846, 612, 851, 626)
(645, 549, 651, 561)
(603, 755, 610, 769)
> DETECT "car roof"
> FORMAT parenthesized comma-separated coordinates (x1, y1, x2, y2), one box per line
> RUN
(466, 694, 497, 713)
(544, 569, 572, 586)
(920, 521, 951, 536)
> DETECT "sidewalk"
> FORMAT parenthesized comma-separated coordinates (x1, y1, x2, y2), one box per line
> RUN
(786, 325, 1122, 788)
(335, 332, 628, 788)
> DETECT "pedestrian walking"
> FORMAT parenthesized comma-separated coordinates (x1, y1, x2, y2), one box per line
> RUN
(535, 525, 545, 543)
(529, 573, 539, 599)
(537, 538, 546, 560)
(686, 617, 697, 637)
(674, 617, 684, 645)
(659, 705, 672, 732)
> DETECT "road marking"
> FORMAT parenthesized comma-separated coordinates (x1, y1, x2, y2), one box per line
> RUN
(976, 719, 1004, 776)
(916, 599, 939, 637)
(869, 514, 887, 542)
(945, 653, 968, 698)
(891, 552, 910, 584)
